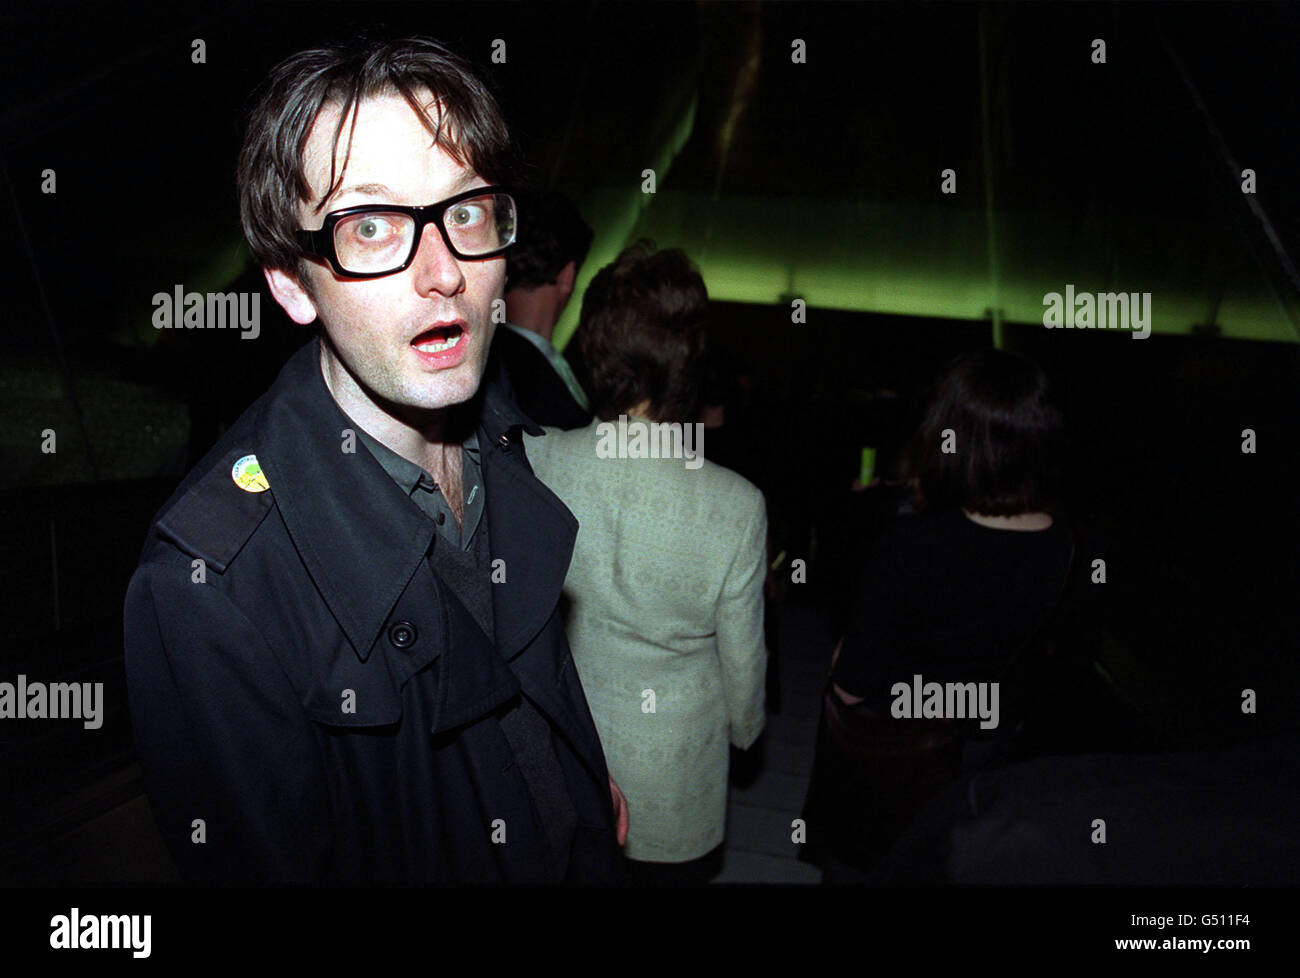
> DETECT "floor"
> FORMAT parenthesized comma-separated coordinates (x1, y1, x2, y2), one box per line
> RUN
(713, 601, 830, 885)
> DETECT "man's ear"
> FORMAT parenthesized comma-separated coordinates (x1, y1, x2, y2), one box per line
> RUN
(555, 260, 577, 304)
(264, 266, 320, 325)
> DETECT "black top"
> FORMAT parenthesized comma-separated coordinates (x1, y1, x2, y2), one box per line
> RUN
(833, 508, 1073, 735)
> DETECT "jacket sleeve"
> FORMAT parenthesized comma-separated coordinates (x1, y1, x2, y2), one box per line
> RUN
(715, 490, 769, 749)
(124, 558, 334, 882)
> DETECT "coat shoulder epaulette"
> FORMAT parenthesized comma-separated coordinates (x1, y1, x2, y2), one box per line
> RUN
(153, 448, 274, 574)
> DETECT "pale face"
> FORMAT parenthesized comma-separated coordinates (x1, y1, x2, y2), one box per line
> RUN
(267, 91, 504, 428)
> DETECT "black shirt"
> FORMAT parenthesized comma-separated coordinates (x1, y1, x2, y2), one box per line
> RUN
(833, 509, 1073, 735)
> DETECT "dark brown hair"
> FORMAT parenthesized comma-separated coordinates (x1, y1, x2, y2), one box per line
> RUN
(505, 190, 594, 289)
(573, 242, 709, 423)
(237, 37, 517, 283)
(905, 349, 1066, 516)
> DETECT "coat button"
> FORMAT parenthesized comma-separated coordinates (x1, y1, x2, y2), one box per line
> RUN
(387, 620, 418, 650)
(498, 433, 511, 451)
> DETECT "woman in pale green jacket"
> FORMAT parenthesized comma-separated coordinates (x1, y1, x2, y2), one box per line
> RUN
(526, 244, 768, 885)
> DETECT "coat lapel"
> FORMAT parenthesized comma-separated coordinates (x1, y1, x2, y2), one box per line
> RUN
(478, 376, 607, 773)
(255, 339, 434, 663)
(481, 439, 575, 659)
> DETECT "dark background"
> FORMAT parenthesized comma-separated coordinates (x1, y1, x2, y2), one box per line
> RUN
(1, 1, 1297, 884)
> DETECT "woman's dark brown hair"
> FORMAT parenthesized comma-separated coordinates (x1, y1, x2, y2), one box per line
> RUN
(573, 242, 709, 423)
(905, 349, 1066, 516)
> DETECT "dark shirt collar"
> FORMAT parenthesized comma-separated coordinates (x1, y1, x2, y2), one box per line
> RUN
(353, 424, 484, 551)
(352, 424, 480, 495)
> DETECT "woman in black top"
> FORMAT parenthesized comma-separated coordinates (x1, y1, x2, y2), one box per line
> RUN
(816, 350, 1077, 878)
(833, 349, 1073, 732)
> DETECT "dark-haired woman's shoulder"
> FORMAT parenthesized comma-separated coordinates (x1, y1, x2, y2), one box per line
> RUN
(874, 504, 964, 548)
(868, 505, 1069, 587)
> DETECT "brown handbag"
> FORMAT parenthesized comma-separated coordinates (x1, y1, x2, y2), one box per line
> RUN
(807, 684, 962, 869)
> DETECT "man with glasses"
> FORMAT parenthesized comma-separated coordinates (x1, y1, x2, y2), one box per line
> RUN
(123, 37, 626, 883)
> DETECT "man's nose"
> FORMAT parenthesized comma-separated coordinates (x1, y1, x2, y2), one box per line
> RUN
(410, 221, 465, 297)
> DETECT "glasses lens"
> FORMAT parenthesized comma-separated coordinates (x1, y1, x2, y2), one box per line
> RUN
(333, 211, 417, 274)
(444, 193, 516, 257)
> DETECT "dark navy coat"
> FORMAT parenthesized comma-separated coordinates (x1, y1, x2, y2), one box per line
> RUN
(124, 337, 622, 883)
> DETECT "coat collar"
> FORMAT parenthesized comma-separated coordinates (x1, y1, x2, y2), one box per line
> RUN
(254, 335, 550, 663)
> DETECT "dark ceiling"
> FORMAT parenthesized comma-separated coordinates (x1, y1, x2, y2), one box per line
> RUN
(2, 1, 1299, 351)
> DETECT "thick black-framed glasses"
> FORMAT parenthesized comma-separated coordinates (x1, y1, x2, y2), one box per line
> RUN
(295, 186, 517, 278)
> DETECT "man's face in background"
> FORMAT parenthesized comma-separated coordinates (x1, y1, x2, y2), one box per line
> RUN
(270, 90, 505, 425)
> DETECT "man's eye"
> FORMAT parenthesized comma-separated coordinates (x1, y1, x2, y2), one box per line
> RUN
(354, 217, 395, 240)
(448, 203, 485, 227)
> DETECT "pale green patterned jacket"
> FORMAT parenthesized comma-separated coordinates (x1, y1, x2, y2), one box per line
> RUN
(526, 420, 768, 862)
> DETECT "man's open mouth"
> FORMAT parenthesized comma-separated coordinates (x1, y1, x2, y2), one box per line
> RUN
(411, 323, 465, 354)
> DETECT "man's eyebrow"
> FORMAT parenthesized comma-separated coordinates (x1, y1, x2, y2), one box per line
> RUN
(321, 182, 395, 209)
(447, 170, 482, 194)
(317, 172, 486, 212)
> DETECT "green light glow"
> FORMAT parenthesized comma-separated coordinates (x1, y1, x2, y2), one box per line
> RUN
(590, 190, 1297, 342)
(553, 89, 699, 350)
